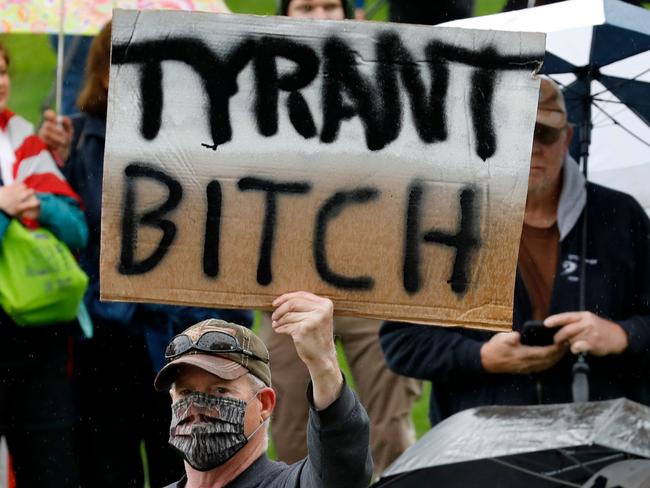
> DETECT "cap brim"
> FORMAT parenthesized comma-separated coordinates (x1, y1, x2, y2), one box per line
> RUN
(154, 353, 248, 391)
(536, 109, 567, 129)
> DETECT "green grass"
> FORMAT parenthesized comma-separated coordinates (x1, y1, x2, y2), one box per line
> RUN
(335, 337, 433, 438)
(0, 34, 56, 124)
(334, 339, 433, 438)
(229, 0, 278, 14)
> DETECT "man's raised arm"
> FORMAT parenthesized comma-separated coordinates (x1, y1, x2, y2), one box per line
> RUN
(272, 291, 373, 487)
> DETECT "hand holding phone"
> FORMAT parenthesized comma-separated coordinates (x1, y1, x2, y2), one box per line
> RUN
(520, 320, 558, 346)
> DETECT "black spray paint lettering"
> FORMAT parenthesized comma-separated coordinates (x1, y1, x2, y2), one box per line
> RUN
(386, 33, 450, 144)
(314, 187, 379, 290)
(119, 163, 183, 275)
(253, 36, 320, 140)
(237, 177, 312, 286)
(120, 170, 313, 285)
(203, 180, 222, 278)
(112, 38, 257, 150)
(320, 33, 450, 151)
(320, 37, 395, 150)
(112, 35, 540, 159)
(470, 60, 497, 161)
(403, 181, 481, 296)
(118, 166, 482, 296)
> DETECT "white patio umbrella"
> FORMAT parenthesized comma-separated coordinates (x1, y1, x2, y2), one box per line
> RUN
(443, 0, 650, 215)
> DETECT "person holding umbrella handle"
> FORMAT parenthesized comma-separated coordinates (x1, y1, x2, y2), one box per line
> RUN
(40, 109, 73, 162)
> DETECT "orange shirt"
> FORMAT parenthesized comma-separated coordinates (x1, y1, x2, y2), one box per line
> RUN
(517, 223, 560, 320)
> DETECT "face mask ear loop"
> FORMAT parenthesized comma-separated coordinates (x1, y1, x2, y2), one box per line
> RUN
(246, 388, 262, 404)
(245, 387, 269, 441)
(247, 417, 270, 442)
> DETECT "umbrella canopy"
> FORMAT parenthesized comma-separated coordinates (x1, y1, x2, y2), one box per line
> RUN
(443, 0, 650, 215)
(375, 399, 650, 487)
(1, 0, 231, 113)
(0, 0, 230, 35)
(581, 460, 650, 487)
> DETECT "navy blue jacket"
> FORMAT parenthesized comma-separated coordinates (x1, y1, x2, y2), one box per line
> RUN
(380, 182, 650, 425)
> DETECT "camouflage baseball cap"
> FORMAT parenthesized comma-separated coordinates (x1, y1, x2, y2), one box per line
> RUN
(154, 319, 271, 391)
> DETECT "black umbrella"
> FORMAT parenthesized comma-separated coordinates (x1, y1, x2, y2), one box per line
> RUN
(374, 399, 650, 487)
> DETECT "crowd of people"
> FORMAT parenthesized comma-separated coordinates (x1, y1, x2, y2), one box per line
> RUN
(0, 0, 649, 487)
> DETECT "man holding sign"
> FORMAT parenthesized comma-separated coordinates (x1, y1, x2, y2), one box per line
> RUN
(156, 291, 372, 488)
(380, 78, 650, 424)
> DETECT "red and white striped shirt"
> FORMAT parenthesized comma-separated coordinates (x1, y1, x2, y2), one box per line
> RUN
(0, 108, 79, 201)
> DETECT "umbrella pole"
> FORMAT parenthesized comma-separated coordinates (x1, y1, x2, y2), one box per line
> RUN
(578, 95, 590, 308)
(572, 85, 592, 403)
(55, 0, 65, 115)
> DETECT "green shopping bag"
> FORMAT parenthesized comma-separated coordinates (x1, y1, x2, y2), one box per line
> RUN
(0, 219, 88, 326)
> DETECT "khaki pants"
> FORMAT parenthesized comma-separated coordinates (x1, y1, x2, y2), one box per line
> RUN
(261, 314, 422, 477)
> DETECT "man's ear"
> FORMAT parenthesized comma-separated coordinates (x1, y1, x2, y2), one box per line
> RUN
(258, 387, 276, 421)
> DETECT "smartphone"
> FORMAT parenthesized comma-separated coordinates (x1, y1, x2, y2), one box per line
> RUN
(520, 320, 557, 347)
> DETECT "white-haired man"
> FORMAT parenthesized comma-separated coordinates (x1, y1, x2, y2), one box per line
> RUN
(157, 291, 372, 487)
(381, 78, 650, 424)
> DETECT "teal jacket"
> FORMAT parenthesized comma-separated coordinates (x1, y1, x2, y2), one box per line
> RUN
(0, 193, 88, 251)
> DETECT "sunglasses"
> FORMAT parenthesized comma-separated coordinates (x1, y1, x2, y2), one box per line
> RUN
(165, 330, 269, 363)
(534, 123, 566, 145)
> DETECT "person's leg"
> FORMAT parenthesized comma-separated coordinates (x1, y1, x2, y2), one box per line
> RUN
(337, 317, 422, 477)
(259, 312, 311, 463)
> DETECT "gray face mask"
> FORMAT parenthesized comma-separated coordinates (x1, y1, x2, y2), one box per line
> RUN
(168, 390, 265, 472)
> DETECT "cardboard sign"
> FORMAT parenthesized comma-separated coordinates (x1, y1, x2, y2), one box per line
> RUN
(101, 9, 545, 330)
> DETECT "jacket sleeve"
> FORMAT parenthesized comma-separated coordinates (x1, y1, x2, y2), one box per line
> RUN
(0, 211, 9, 242)
(299, 379, 373, 488)
(38, 194, 89, 252)
(616, 198, 650, 360)
(619, 315, 650, 358)
(379, 321, 489, 382)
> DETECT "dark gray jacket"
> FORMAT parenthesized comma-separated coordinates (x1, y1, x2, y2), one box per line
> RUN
(164, 382, 373, 487)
